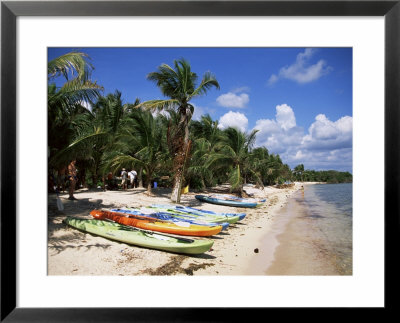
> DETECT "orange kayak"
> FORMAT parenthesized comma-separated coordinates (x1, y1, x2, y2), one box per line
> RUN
(90, 210, 222, 237)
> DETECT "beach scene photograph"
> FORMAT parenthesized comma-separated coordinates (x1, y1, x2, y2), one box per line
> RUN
(47, 47, 353, 276)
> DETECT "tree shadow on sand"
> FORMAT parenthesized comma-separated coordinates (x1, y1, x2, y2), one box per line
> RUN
(48, 195, 123, 254)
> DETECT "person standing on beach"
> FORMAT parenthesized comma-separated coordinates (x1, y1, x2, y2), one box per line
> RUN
(121, 168, 128, 190)
(132, 169, 138, 188)
(128, 170, 136, 189)
(67, 160, 78, 200)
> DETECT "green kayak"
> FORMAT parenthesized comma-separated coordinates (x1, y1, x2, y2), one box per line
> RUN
(63, 217, 214, 255)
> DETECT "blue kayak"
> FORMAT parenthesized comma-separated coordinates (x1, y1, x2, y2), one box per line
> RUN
(151, 204, 246, 221)
(110, 208, 230, 231)
(210, 194, 266, 204)
(195, 195, 259, 208)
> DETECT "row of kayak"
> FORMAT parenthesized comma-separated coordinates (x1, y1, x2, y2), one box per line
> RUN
(63, 204, 249, 255)
(63, 194, 266, 255)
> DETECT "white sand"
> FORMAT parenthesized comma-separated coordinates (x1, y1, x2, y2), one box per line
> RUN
(48, 183, 304, 276)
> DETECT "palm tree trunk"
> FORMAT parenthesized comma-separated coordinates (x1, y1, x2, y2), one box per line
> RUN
(171, 174, 182, 203)
(170, 112, 190, 203)
(92, 174, 98, 188)
(170, 143, 187, 203)
(138, 167, 143, 188)
(146, 169, 153, 195)
(147, 180, 152, 195)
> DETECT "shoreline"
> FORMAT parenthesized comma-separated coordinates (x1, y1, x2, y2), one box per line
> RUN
(48, 182, 308, 276)
(264, 182, 348, 275)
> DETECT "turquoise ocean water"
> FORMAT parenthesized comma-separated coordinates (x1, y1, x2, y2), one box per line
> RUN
(249, 183, 353, 275)
(296, 183, 353, 274)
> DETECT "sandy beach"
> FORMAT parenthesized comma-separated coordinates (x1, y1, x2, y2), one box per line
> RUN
(48, 182, 306, 276)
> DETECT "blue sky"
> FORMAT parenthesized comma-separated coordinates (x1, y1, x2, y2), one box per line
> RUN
(48, 47, 353, 172)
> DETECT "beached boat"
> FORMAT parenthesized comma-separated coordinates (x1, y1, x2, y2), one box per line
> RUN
(210, 194, 266, 204)
(63, 217, 213, 255)
(195, 194, 263, 208)
(110, 207, 230, 230)
(90, 209, 222, 237)
(149, 204, 245, 223)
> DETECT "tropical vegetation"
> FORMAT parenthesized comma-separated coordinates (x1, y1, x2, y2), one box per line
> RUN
(48, 52, 352, 200)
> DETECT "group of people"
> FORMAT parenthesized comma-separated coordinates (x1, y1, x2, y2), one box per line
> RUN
(120, 168, 138, 190)
(51, 162, 139, 201)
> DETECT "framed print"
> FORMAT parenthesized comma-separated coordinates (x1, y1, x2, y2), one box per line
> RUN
(1, 0, 399, 321)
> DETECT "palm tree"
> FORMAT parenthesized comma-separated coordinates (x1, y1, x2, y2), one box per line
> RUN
(186, 138, 213, 190)
(48, 52, 102, 123)
(294, 164, 305, 182)
(190, 114, 223, 147)
(105, 108, 168, 195)
(263, 154, 284, 185)
(206, 127, 261, 196)
(51, 91, 131, 189)
(249, 147, 270, 188)
(48, 52, 103, 168)
(187, 115, 225, 190)
(139, 58, 220, 202)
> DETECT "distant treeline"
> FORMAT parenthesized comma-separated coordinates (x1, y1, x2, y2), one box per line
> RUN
(292, 165, 352, 184)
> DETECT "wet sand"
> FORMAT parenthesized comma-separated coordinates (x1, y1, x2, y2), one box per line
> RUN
(258, 186, 345, 275)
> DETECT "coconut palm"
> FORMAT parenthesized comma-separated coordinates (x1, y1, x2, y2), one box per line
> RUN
(105, 108, 168, 195)
(185, 138, 213, 190)
(190, 114, 223, 147)
(264, 154, 284, 185)
(48, 52, 102, 118)
(293, 164, 305, 182)
(206, 127, 261, 196)
(139, 58, 219, 202)
(187, 115, 225, 189)
(51, 91, 131, 190)
(48, 52, 103, 168)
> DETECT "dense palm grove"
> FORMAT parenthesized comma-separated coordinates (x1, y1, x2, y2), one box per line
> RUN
(48, 52, 352, 202)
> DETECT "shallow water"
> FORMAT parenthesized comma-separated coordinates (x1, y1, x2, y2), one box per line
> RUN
(252, 183, 353, 275)
(300, 183, 353, 274)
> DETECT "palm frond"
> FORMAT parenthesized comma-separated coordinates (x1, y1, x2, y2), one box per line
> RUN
(48, 79, 103, 110)
(190, 71, 220, 98)
(136, 99, 179, 111)
(48, 51, 93, 81)
(228, 165, 242, 191)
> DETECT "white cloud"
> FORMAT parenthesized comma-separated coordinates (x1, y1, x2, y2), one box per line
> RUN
(218, 111, 248, 132)
(302, 114, 353, 150)
(267, 74, 279, 86)
(276, 104, 296, 130)
(252, 104, 352, 171)
(254, 104, 303, 154)
(268, 48, 332, 85)
(216, 92, 249, 108)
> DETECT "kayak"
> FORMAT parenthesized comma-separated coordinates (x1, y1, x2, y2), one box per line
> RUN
(63, 217, 213, 255)
(110, 208, 230, 231)
(149, 204, 245, 223)
(151, 204, 246, 220)
(90, 209, 223, 237)
(195, 195, 259, 208)
(210, 194, 266, 204)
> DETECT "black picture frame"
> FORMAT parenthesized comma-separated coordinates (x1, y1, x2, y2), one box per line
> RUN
(1, 1, 398, 321)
